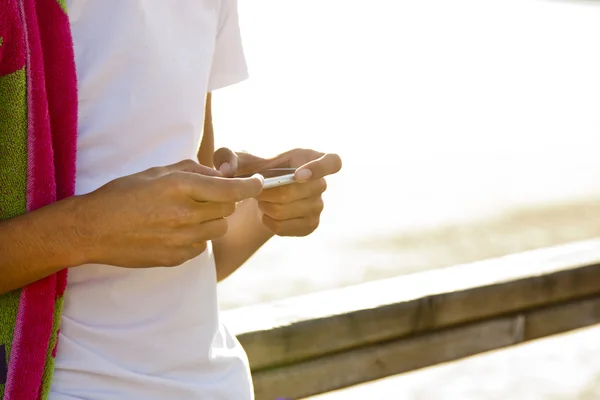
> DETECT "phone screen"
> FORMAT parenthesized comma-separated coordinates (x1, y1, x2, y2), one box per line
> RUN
(238, 168, 296, 179)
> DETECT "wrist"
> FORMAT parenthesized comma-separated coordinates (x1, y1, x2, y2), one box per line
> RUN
(0, 194, 102, 294)
(50, 194, 97, 268)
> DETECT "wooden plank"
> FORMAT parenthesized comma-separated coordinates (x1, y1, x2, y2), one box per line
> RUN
(223, 239, 600, 371)
(524, 295, 600, 340)
(252, 296, 600, 400)
(253, 316, 521, 400)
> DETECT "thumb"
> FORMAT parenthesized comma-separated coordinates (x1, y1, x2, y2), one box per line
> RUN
(213, 147, 239, 178)
(295, 153, 342, 182)
(214, 148, 270, 177)
(181, 173, 265, 202)
(164, 159, 222, 177)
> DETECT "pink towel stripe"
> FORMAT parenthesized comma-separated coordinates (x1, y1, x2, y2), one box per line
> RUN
(22, 0, 55, 212)
(5, 279, 56, 400)
(5, 0, 60, 398)
(36, 0, 77, 203)
(36, 0, 77, 303)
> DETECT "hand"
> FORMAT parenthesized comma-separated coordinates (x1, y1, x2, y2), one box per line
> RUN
(213, 148, 342, 237)
(77, 159, 264, 267)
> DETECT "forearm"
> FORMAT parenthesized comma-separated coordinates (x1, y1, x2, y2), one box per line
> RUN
(198, 92, 214, 168)
(0, 196, 87, 295)
(200, 93, 273, 280)
(212, 198, 273, 282)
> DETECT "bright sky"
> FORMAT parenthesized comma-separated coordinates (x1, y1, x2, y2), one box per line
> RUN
(215, 0, 600, 306)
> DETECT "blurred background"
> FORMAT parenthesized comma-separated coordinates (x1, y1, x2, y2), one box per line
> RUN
(211, 0, 600, 398)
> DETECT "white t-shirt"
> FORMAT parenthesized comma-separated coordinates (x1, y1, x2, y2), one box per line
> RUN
(50, 1, 252, 399)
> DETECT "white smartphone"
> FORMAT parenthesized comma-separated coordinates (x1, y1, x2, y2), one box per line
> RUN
(239, 168, 297, 189)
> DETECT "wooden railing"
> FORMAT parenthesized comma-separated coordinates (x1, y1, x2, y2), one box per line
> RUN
(222, 239, 600, 400)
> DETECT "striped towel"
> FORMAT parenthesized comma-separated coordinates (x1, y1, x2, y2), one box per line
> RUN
(0, 0, 77, 398)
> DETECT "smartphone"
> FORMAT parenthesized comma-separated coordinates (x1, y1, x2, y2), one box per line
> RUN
(239, 168, 297, 189)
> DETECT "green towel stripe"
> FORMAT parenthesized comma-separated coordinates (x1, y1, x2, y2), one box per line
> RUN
(0, 66, 28, 398)
(56, 0, 68, 14)
(39, 295, 65, 399)
(0, 67, 28, 221)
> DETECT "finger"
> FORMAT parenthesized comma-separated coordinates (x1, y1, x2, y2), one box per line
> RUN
(262, 214, 320, 237)
(258, 196, 324, 221)
(236, 151, 273, 176)
(213, 147, 239, 177)
(176, 218, 230, 245)
(257, 178, 327, 203)
(186, 201, 236, 224)
(194, 218, 229, 241)
(157, 241, 208, 267)
(180, 241, 209, 261)
(176, 173, 264, 202)
(162, 159, 222, 177)
(295, 153, 342, 182)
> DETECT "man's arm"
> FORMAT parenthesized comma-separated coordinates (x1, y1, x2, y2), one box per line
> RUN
(198, 93, 215, 168)
(212, 198, 273, 281)
(0, 156, 264, 294)
(199, 93, 274, 281)
(0, 197, 86, 295)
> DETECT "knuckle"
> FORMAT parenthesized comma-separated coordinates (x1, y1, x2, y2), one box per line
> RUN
(161, 173, 185, 191)
(167, 205, 192, 227)
(145, 166, 164, 177)
(176, 159, 199, 171)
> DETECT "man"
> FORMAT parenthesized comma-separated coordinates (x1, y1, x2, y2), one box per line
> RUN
(0, 0, 341, 399)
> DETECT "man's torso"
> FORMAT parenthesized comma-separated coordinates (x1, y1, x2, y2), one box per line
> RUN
(49, 1, 252, 399)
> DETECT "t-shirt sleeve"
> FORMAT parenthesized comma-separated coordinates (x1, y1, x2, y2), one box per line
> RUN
(207, 0, 249, 91)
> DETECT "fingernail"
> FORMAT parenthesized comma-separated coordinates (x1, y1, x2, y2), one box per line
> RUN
(295, 169, 312, 182)
(252, 173, 265, 185)
(219, 162, 232, 175)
